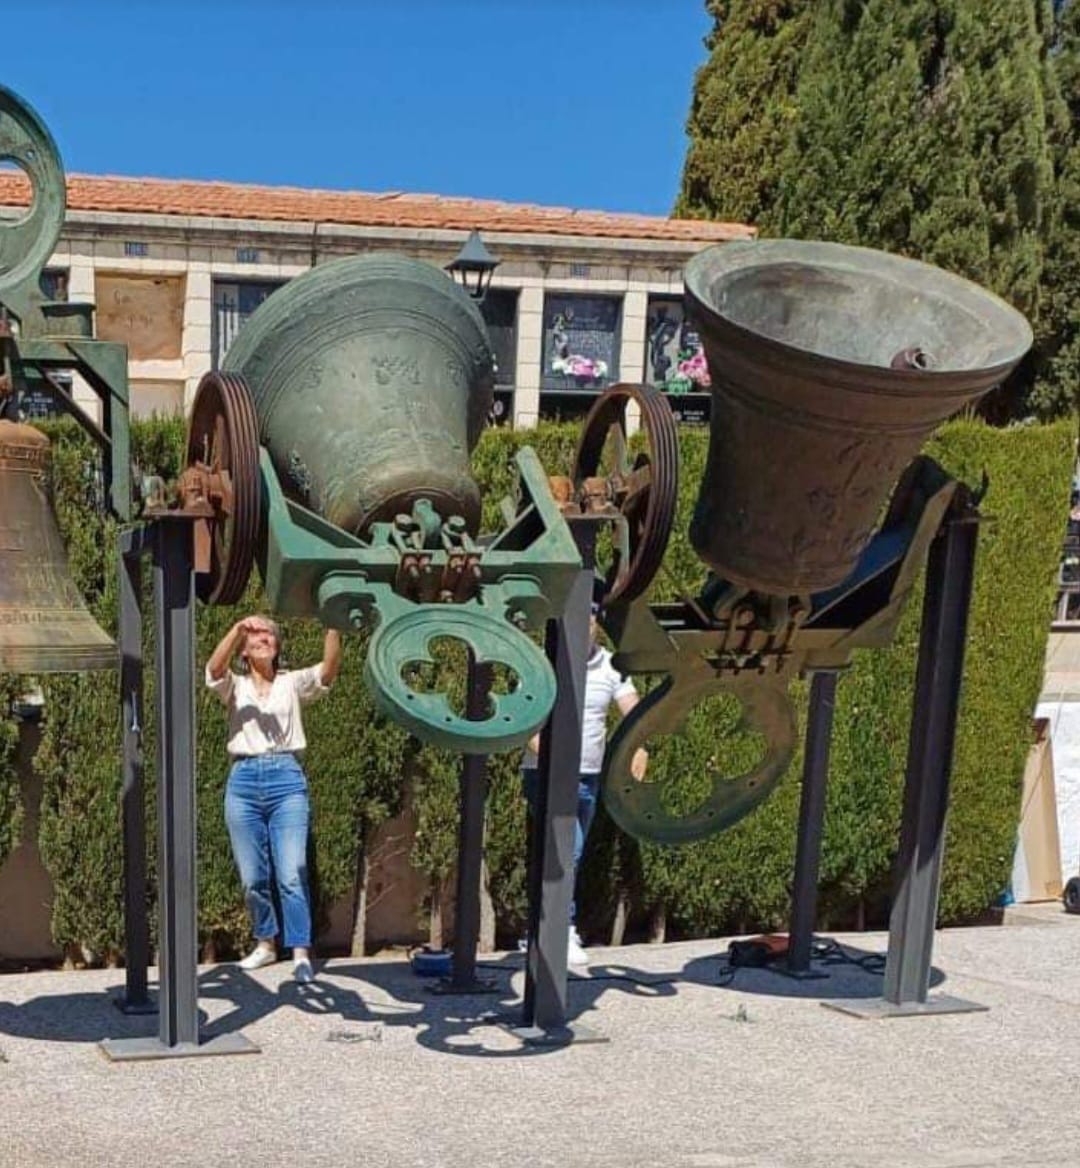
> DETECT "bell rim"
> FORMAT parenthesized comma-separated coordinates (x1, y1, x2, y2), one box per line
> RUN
(684, 239, 1034, 384)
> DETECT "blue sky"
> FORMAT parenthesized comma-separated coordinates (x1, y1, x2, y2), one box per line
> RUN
(6, 2, 712, 217)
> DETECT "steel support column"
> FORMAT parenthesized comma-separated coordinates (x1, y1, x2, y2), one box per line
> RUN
(512, 523, 606, 1045)
(780, 669, 838, 978)
(102, 518, 258, 1059)
(114, 529, 154, 1015)
(431, 653, 499, 995)
(825, 499, 987, 1020)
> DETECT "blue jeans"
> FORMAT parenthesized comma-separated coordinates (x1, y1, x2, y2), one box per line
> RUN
(225, 753, 312, 949)
(521, 768, 600, 923)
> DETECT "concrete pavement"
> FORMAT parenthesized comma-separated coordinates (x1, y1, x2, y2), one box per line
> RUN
(2, 912, 1080, 1168)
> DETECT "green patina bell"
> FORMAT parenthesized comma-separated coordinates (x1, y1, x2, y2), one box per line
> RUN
(223, 253, 495, 536)
(683, 240, 1033, 596)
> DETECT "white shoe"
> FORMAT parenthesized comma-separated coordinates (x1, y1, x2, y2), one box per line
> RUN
(293, 957, 314, 984)
(567, 928, 588, 967)
(239, 945, 276, 971)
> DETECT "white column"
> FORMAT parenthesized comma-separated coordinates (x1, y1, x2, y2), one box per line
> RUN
(67, 249, 96, 304)
(513, 286, 544, 428)
(182, 270, 213, 410)
(620, 290, 648, 435)
(65, 251, 100, 423)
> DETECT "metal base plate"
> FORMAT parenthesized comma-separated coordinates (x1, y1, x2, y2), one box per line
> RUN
(99, 1032, 260, 1062)
(427, 976, 502, 997)
(506, 1021, 609, 1047)
(112, 992, 158, 1016)
(822, 994, 987, 1020)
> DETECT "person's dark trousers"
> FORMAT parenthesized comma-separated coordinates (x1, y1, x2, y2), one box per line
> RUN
(521, 767, 601, 925)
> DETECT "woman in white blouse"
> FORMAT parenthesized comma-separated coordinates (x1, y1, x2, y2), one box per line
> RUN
(205, 615, 341, 983)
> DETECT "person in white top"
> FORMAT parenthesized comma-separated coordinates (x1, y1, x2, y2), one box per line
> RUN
(205, 615, 341, 983)
(521, 599, 647, 965)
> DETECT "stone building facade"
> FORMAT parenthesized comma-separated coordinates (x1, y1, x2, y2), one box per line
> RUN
(1, 172, 752, 429)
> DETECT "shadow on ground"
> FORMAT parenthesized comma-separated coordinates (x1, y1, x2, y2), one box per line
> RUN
(0, 939, 944, 1058)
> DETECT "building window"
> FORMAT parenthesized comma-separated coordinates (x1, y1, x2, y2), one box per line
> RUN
(481, 288, 518, 426)
(644, 295, 711, 426)
(39, 268, 69, 302)
(212, 280, 284, 368)
(539, 293, 621, 420)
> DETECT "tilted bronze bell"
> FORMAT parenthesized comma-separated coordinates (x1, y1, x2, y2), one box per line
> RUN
(0, 419, 117, 672)
(683, 240, 1033, 596)
(222, 253, 495, 537)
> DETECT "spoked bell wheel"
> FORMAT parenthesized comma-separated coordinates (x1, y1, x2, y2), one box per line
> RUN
(184, 371, 263, 605)
(571, 382, 679, 607)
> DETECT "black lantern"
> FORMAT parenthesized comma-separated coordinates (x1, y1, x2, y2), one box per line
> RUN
(445, 229, 500, 303)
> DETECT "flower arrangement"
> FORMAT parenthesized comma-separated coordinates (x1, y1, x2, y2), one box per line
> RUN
(663, 348, 711, 395)
(552, 353, 609, 385)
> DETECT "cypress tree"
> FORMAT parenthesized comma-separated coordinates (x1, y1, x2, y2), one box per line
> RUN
(1032, 0, 1080, 415)
(679, 0, 1076, 419)
(676, 0, 815, 225)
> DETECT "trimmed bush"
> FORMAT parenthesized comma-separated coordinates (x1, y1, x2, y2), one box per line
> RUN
(1, 413, 1071, 957)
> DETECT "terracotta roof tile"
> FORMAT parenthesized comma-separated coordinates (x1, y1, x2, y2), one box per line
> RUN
(0, 172, 754, 243)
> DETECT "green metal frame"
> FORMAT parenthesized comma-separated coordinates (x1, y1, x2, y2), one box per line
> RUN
(258, 444, 582, 751)
(599, 456, 961, 844)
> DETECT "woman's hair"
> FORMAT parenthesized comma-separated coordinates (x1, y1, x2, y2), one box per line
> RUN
(236, 617, 283, 674)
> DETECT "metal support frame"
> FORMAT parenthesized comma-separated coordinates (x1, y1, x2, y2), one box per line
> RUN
(114, 529, 154, 1015)
(102, 517, 258, 1060)
(10, 337, 132, 521)
(777, 669, 839, 979)
(429, 653, 500, 996)
(510, 523, 607, 1046)
(825, 496, 987, 1020)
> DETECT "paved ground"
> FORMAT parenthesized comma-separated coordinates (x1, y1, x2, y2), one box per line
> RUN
(2, 908, 1080, 1168)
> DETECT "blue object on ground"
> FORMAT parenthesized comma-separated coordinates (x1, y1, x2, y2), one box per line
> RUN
(411, 948, 453, 977)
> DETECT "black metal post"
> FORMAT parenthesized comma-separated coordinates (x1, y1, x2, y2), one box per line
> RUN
(114, 530, 155, 1015)
(101, 517, 258, 1059)
(152, 517, 199, 1047)
(781, 669, 838, 978)
(431, 653, 498, 995)
(825, 498, 987, 1019)
(513, 524, 606, 1045)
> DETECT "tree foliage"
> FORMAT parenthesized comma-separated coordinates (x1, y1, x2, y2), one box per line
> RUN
(678, 0, 1080, 420)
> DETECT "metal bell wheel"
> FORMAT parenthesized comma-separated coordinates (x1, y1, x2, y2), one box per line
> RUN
(184, 371, 263, 605)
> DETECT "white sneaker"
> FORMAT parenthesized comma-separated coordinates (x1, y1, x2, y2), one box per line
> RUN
(567, 928, 588, 967)
(239, 945, 276, 971)
(293, 957, 314, 984)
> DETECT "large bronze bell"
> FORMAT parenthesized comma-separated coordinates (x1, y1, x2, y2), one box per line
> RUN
(683, 240, 1033, 595)
(0, 419, 116, 672)
(222, 253, 495, 536)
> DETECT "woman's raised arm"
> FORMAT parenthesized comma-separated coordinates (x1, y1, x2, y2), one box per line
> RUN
(320, 629, 342, 687)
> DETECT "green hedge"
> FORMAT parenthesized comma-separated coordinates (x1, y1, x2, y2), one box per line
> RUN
(0, 414, 1072, 957)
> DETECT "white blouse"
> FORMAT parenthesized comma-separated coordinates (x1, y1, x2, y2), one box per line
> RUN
(205, 664, 330, 757)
